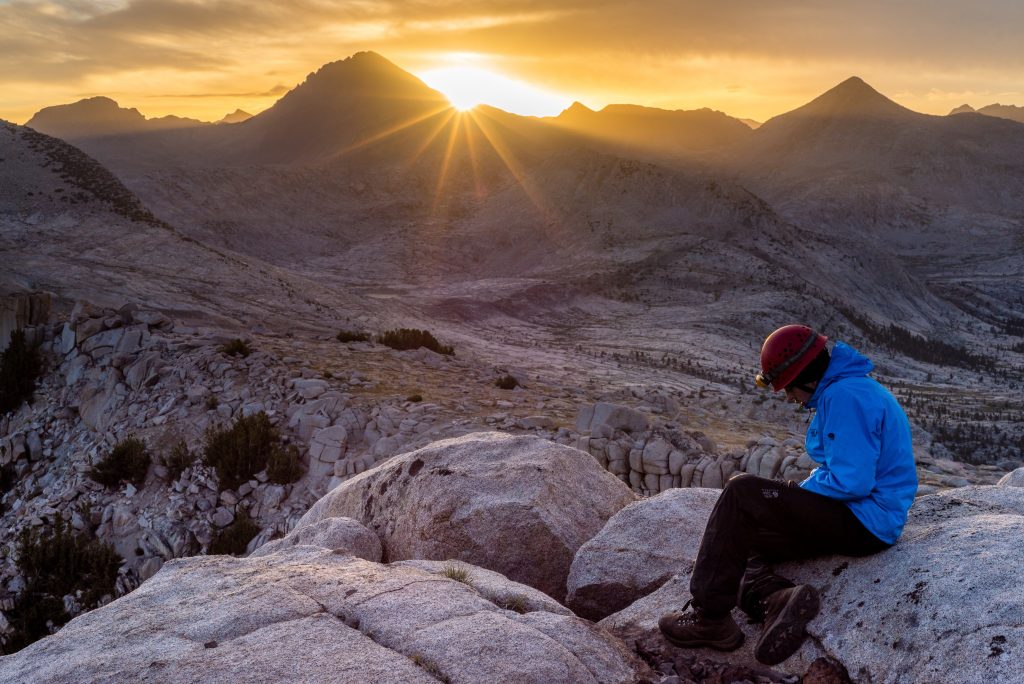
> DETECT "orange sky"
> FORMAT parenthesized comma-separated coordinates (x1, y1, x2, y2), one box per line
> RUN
(2, 1, 1024, 124)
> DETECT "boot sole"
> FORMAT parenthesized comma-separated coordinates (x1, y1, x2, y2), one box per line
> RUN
(662, 629, 745, 651)
(754, 585, 820, 665)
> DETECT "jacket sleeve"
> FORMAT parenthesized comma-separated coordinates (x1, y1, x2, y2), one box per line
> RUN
(800, 390, 881, 501)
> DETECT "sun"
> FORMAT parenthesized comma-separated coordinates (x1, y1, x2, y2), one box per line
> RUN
(417, 65, 571, 117)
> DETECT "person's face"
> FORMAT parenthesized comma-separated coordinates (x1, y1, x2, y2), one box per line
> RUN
(784, 384, 815, 405)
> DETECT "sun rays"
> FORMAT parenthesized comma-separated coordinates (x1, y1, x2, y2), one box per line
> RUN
(322, 97, 560, 228)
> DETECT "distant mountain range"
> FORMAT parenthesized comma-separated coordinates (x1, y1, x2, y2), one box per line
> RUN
(949, 103, 1024, 124)
(9, 51, 1024, 344)
(25, 96, 252, 140)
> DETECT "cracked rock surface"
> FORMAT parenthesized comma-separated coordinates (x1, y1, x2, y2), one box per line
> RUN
(0, 546, 652, 683)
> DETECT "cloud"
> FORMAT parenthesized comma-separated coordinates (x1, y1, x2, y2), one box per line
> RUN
(145, 84, 290, 99)
(3, 0, 1024, 122)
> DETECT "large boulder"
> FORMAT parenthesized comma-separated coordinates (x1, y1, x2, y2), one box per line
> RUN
(294, 432, 638, 599)
(598, 485, 1024, 682)
(0, 547, 651, 683)
(776, 486, 1024, 683)
(997, 467, 1024, 487)
(566, 487, 720, 620)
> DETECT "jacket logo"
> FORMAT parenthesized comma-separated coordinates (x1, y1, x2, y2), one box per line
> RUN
(762, 488, 780, 499)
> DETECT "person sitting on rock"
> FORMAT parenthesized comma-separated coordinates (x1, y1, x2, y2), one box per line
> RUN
(659, 324, 918, 665)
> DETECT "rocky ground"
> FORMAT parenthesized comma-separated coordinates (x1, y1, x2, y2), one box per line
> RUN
(1, 432, 1021, 683)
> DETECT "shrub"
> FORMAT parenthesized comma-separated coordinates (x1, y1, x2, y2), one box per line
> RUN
(0, 329, 43, 414)
(336, 329, 370, 343)
(161, 440, 195, 482)
(377, 328, 453, 356)
(406, 393, 423, 403)
(208, 515, 260, 556)
(203, 412, 293, 490)
(88, 437, 150, 489)
(204, 395, 219, 411)
(2, 514, 120, 654)
(442, 563, 472, 585)
(219, 339, 251, 358)
(494, 374, 519, 390)
(267, 444, 304, 485)
(500, 594, 529, 614)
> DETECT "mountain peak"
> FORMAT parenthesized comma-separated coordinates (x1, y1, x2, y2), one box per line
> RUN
(785, 76, 917, 121)
(26, 96, 148, 139)
(217, 109, 253, 124)
(297, 51, 440, 98)
(949, 104, 976, 115)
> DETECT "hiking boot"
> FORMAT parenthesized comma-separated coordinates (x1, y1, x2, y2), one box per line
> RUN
(658, 601, 744, 651)
(754, 584, 820, 665)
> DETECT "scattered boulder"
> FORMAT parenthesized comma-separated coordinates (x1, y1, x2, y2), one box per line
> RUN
(576, 402, 648, 437)
(566, 487, 720, 620)
(0, 547, 651, 683)
(294, 432, 638, 599)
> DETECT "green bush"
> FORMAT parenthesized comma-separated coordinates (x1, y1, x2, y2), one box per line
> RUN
(208, 515, 260, 556)
(267, 444, 304, 485)
(336, 329, 371, 343)
(203, 412, 293, 490)
(377, 328, 454, 356)
(494, 374, 519, 390)
(2, 514, 120, 654)
(0, 329, 43, 414)
(88, 437, 150, 489)
(161, 440, 195, 482)
(219, 339, 251, 358)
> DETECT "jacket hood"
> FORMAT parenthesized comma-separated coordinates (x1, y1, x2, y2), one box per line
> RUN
(806, 342, 873, 409)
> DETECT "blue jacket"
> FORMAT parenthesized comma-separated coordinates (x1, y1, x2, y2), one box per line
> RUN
(800, 342, 918, 545)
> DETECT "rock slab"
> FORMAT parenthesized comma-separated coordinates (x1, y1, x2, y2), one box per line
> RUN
(0, 547, 650, 684)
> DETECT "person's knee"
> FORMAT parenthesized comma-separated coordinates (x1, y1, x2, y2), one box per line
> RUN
(723, 473, 760, 496)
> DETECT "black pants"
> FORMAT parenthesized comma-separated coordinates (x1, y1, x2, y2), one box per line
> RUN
(690, 474, 890, 619)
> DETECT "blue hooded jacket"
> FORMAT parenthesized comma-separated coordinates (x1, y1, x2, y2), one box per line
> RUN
(800, 342, 918, 545)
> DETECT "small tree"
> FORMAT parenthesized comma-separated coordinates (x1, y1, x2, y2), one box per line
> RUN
(88, 437, 150, 489)
(3, 515, 120, 653)
(219, 339, 251, 358)
(377, 328, 453, 355)
(0, 329, 43, 414)
(267, 444, 304, 485)
(336, 329, 370, 343)
(208, 515, 260, 556)
(494, 375, 519, 390)
(161, 440, 196, 483)
(203, 412, 300, 490)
